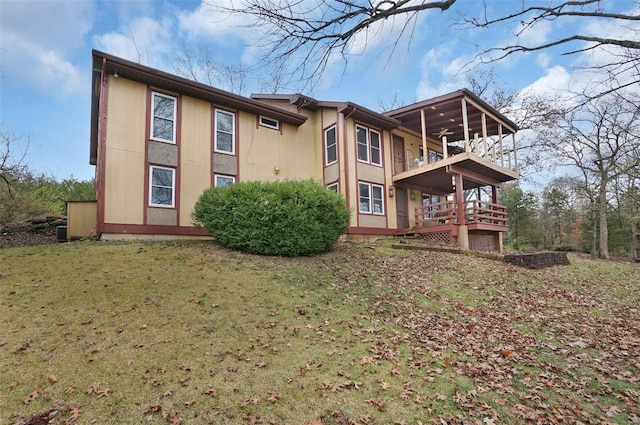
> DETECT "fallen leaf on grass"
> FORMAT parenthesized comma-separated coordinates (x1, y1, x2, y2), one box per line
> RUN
(22, 387, 41, 404)
(204, 387, 218, 397)
(365, 398, 385, 411)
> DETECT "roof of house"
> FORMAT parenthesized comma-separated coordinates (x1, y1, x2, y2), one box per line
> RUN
(90, 50, 308, 165)
(250, 93, 401, 131)
(384, 88, 519, 142)
(90, 51, 518, 166)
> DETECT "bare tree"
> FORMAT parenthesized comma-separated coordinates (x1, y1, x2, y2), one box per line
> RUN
(0, 125, 29, 196)
(209, 0, 456, 88)
(464, 1, 640, 102)
(209, 0, 639, 95)
(172, 39, 291, 95)
(535, 92, 640, 259)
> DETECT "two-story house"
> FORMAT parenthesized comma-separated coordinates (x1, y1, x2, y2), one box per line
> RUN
(81, 50, 519, 252)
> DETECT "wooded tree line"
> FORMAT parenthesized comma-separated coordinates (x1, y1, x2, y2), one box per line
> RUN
(500, 178, 639, 259)
(0, 128, 94, 225)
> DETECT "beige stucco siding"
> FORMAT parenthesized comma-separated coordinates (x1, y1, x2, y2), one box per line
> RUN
(180, 96, 212, 226)
(238, 111, 321, 182)
(104, 77, 146, 224)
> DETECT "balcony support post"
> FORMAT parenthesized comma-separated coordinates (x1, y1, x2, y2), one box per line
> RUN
(481, 113, 488, 160)
(512, 132, 518, 171)
(442, 135, 448, 159)
(461, 98, 470, 153)
(420, 109, 428, 164)
(498, 125, 504, 167)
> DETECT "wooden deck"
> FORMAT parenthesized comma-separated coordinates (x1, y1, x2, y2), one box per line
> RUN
(414, 199, 507, 232)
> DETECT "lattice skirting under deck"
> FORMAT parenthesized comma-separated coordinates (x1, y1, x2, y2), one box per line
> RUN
(469, 233, 499, 252)
(420, 231, 456, 246)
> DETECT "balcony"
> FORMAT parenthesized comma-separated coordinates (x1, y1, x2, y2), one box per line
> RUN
(415, 200, 507, 232)
(387, 88, 519, 194)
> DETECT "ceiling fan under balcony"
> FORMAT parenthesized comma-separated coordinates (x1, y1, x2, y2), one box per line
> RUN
(432, 128, 454, 139)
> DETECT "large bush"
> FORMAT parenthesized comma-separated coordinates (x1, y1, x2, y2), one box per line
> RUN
(192, 179, 350, 256)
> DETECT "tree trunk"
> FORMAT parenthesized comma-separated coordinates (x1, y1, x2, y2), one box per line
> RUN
(632, 220, 639, 262)
(591, 205, 598, 259)
(598, 183, 609, 259)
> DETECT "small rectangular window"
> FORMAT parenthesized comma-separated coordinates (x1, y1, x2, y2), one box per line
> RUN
(358, 182, 370, 213)
(358, 181, 384, 215)
(215, 174, 235, 188)
(372, 184, 384, 214)
(428, 149, 443, 163)
(356, 125, 369, 162)
(356, 125, 382, 166)
(151, 92, 176, 143)
(259, 116, 280, 130)
(325, 126, 337, 165)
(149, 166, 175, 207)
(327, 182, 338, 192)
(215, 109, 235, 154)
(370, 130, 381, 166)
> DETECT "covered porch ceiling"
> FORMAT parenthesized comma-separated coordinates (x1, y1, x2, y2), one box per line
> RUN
(393, 153, 519, 195)
(385, 88, 518, 143)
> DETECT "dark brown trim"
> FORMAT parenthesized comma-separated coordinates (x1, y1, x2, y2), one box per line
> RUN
(96, 61, 109, 236)
(175, 95, 182, 225)
(101, 223, 210, 236)
(144, 88, 151, 225)
(145, 89, 181, 225)
(340, 111, 352, 225)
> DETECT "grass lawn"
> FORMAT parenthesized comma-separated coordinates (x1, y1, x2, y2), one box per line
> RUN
(1, 240, 639, 424)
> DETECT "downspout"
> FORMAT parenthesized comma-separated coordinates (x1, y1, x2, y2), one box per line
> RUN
(341, 106, 357, 229)
(96, 57, 107, 238)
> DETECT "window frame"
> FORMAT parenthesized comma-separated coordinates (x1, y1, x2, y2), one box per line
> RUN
(324, 125, 338, 166)
(358, 181, 385, 215)
(149, 165, 176, 208)
(326, 182, 339, 192)
(259, 115, 280, 130)
(369, 129, 382, 166)
(355, 124, 382, 166)
(214, 108, 236, 155)
(214, 174, 235, 188)
(150, 92, 177, 144)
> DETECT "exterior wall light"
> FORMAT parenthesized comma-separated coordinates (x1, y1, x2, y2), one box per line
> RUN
(388, 185, 395, 198)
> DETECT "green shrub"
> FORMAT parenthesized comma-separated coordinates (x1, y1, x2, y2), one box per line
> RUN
(192, 179, 350, 256)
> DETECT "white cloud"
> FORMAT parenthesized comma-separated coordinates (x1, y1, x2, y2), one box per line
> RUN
(536, 53, 551, 68)
(177, 1, 253, 41)
(515, 19, 552, 47)
(415, 46, 471, 99)
(93, 16, 175, 69)
(0, 0, 95, 95)
(520, 65, 572, 97)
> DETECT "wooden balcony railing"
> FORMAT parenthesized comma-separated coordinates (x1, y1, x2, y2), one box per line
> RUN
(414, 200, 507, 229)
(464, 200, 507, 226)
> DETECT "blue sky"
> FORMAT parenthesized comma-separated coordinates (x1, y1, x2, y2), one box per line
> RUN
(0, 0, 636, 186)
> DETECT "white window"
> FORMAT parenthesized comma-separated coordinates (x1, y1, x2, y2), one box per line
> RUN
(151, 92, 176, 143)
(356, 125, 369, 162)
(356, 125, 382, 166)
(325, 126, 337, 165)
(327, 182, 338, 192)
(358, 182, 384, 215)
(215, 109, 235, 154)
(370, 130, 381, 165)
(149, 166, 175, 207)
(259, 116, 279, 130)
(428, 149, 443, 163)
(215, 174, 235, 188)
